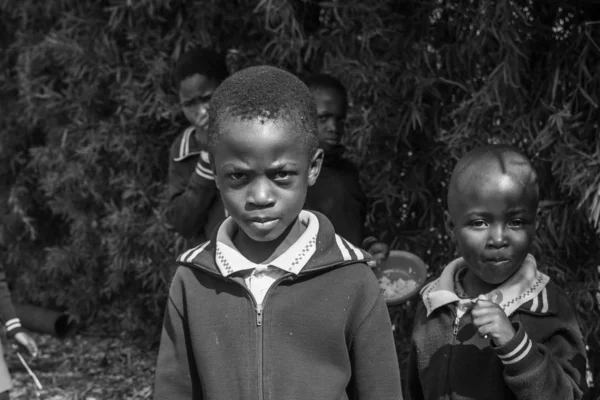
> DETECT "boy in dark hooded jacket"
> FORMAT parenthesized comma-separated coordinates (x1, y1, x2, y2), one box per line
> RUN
(154, 66, 402, 399)
(406, 145, 587, 400)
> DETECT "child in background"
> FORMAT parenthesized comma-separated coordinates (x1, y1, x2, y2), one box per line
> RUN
(154, 66, 402, 399)
(165, 46, 229, 246)
(304, 74, 389, 262)
(407, 145, 587, 399)
(0, 264, 38, 400)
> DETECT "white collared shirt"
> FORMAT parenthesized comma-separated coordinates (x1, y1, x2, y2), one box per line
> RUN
(214, 210, 319, 306)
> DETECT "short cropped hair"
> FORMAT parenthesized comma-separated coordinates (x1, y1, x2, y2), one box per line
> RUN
(208, 65, 319, 155)
(447, 144, 540, 213)
(173, 46, 229, 89)
(304, 73, 348, 105)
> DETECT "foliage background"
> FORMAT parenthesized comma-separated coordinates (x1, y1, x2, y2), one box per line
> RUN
(1, 0, 599, 393)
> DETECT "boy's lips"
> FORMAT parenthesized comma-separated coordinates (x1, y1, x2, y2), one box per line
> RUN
(247, 218, 279, 231)
(247, 216, 278, 223)
(483, 257, 511, 265)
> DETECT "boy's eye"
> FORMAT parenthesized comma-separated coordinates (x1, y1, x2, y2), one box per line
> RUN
(470, 220, 488, 228)
(508, 219, 524, 228)
(273, 171, 292, 181)
(318, 115, 329, 123)
(182, 95, 212, 108)
(228, 172, 246, 181)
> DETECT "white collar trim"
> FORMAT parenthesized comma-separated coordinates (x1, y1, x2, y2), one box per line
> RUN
(215, 210, 319, 276)
(421, 254, 549, 317)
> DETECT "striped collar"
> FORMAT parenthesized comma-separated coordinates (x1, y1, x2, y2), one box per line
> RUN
(421, 254, 550, 317)
(214, 210, 319, 277)
(173, 126, 207, 162)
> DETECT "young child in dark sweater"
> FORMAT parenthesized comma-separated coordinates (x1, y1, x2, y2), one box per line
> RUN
(407, 145, 588, 399)
(304, 73, 388, 262)
(154, 66, 402, 399)
(165, 46, 229, 247)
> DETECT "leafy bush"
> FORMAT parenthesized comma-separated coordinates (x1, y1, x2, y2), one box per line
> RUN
(1, 0, 599, 391)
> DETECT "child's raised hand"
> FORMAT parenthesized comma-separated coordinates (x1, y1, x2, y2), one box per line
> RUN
(14, 332, 39, 358)
(471, 298, 515, 347)
(366, 241, 389, 264)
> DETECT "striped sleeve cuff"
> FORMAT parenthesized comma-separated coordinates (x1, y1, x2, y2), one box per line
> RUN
(493, 322, 538, 373)
(6, 318, 24, 338)
(190, 164, 216, 188)
(194, 160, 214, 181)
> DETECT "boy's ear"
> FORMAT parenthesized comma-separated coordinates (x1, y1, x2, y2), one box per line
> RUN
(443, 210, 455, 240)
(307, 148, 324, 186)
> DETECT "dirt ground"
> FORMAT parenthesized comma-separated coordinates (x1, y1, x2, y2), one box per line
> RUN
(4, 332, 156, 400)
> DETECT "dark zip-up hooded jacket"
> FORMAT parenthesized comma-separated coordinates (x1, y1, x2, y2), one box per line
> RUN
(165, 126, 226, 246)
(406, 256, 587, 400)
(154, 212, 403, 400)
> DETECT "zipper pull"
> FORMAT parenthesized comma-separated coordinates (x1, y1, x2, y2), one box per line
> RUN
(256, 304, 263, 326)
(453, 315, 460, 336)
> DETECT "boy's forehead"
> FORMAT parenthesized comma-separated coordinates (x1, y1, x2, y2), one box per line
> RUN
(448, 149, 538, 212)
(179, 73, 218, 95)
(214, 114, 306, 149)
(459, 151, 534, 181)
(219, 113, 299, 131)
(312, 88, 345, 104)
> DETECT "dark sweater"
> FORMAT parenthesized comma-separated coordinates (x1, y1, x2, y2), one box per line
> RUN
(305, 146, 368, 247)
(407, 277, 587, 400)
(165, 126, 226, 246)
(154, 212, 403, 400)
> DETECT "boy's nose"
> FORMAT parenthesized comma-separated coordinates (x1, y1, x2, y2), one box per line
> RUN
(248, 179, 275, 207)
(326, 119, 337, 133)
(196, 104, 209, 117)
(487, 226, 508, 248)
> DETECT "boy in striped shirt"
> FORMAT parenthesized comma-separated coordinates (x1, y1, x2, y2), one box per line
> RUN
(407, 145, 587, 399)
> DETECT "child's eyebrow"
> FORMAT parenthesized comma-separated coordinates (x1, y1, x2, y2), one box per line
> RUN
(221, 162, 249, 170)
(181, 91, 215, 102)
(506, 207, 532, 215)
(267, 161, 299, 169)
(463, 210, 492, 218)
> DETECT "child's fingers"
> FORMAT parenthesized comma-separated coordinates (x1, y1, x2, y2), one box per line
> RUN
(471, 311, 496, 328)
(472, 317, 496, 339)
(28, 341, 39, 357)
(470, 300, 500, 317)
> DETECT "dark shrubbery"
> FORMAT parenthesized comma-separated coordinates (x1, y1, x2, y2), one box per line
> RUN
(1, 0, 599, 388)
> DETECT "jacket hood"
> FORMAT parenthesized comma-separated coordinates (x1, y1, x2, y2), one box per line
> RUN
(176, 211, 374, 275)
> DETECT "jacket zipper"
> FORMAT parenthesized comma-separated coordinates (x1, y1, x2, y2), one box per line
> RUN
(448, 306, 459, 398)
(453, 314, 461, 336)
(256, 302, 263, 400)
(255, 274, 292, 400)
(189, 269, 267, 400)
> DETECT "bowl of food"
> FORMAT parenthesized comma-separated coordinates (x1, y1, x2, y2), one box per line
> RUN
(373, 250, 427, 306)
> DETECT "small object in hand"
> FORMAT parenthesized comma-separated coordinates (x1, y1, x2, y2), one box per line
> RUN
(488, 290, 503, 305)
